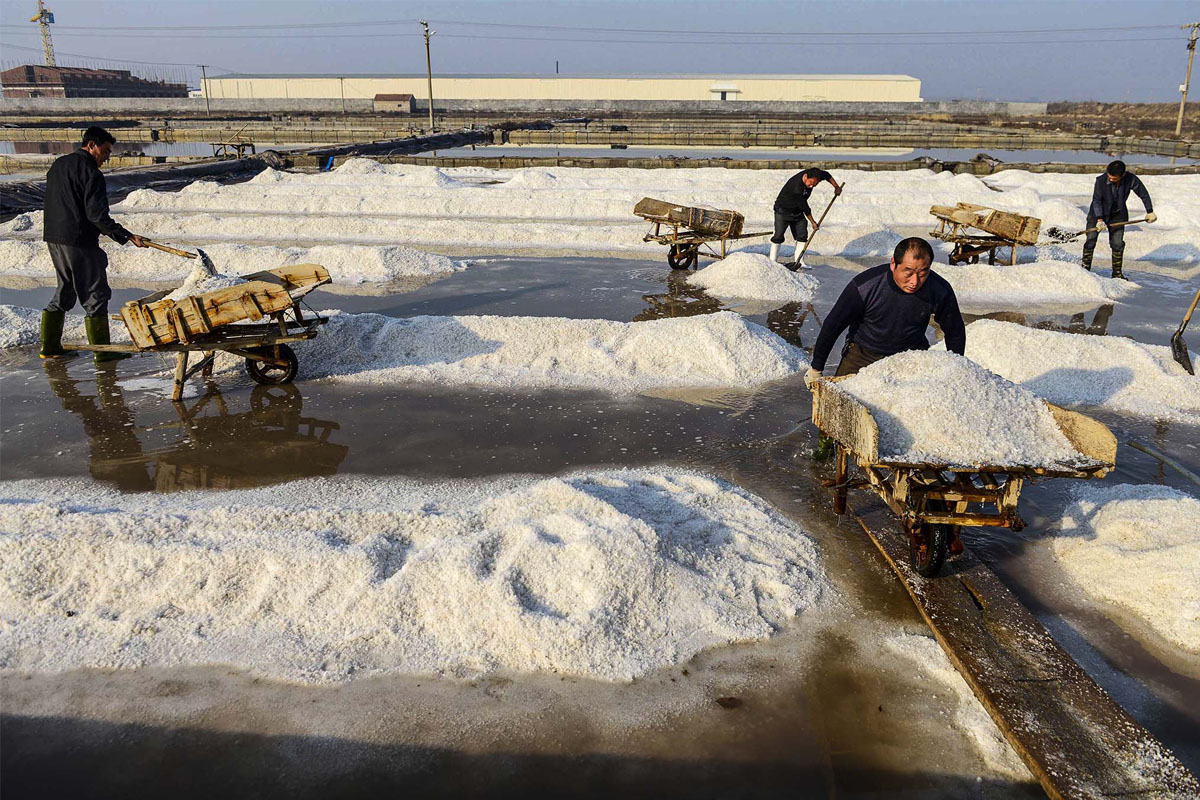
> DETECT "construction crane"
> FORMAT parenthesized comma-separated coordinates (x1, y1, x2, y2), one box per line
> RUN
(29, 0, 56, 67)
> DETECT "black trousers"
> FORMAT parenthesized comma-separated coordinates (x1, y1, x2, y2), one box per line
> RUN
(45, 242, 111, 317)
(834, 342, 887, 377)
(771, 210, 809, 244)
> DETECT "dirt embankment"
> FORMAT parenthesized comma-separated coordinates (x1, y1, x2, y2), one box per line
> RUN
(1005, 102, 1199, 137)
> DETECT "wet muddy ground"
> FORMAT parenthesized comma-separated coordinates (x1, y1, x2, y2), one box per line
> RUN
(1, 253, 1197, 796)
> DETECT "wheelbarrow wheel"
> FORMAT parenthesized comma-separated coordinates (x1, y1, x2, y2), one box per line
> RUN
(668, 243, 699, 270)
(909, 522, 950, 578)
(245, 343, 298, 385)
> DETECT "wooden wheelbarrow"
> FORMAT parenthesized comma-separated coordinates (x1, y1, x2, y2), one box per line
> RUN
(65, 264, 332, 401)
(634, 197, 771, 270)
(811, 376, 1116, 577)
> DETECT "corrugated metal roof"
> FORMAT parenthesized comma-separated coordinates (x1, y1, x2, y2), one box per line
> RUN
(211, 73, 919, 82)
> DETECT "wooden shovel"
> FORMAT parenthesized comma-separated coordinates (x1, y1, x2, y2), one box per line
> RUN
(1042, 217, 1150, 244)
(143, 239, 217, 276)
(792, 183, 845, 268)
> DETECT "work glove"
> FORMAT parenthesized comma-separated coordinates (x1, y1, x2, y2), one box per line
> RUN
(1146, 212, 1157, 223)
(1094, 219, 1106, 231)
(804, 368, 821, 390)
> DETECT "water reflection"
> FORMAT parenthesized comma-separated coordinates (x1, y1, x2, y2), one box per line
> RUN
(43, 360, 348, 492)
(963, 304, 1115, 336)
(633, 272, 819, 348)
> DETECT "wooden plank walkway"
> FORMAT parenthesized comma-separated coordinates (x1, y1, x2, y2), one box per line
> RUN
(848, 496, 1199, 800)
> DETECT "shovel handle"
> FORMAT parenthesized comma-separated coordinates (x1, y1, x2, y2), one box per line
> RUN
(797, 182, 845, 263)
(144, 240, 197, 259)
(1085, 217, 1149, 235)
(1178, 284, 1200, 335)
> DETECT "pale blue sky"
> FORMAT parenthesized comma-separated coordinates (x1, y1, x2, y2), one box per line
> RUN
(1, 0, 1196, 101)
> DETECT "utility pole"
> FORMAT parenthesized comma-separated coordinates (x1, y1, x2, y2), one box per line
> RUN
(339, 76, 346, 115)
(420, 20, 435, 133)
(30, 0, 56, 66)
(198, 64, 211, 117)
(1177, 22, 1199, 137)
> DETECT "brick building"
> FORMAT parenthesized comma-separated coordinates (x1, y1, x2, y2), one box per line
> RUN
(0, 65, 188, 99)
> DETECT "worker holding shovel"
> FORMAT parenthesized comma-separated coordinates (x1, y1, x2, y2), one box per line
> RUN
(1083, 159, 1156, 280)
(39, 126, 149, 363)
(769, 167, 842, 267)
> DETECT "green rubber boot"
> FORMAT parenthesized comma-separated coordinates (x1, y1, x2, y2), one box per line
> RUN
(812, 433, 835, 463)
(84, 315, 132, 364)
(39, 310, 70, 359)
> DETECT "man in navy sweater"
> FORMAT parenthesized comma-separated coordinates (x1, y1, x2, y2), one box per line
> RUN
(1083, 160, 1156, 280)
(805, 237, 966, 459)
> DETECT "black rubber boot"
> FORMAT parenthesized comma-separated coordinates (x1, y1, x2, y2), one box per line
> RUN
(39, 310, 71, 359)
(84, 316, 132, 364)
(1081, 245, 1094, 272)
(1111, 250, 1126, 281)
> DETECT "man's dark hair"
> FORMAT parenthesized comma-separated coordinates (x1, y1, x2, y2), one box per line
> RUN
(1106, 160, 1127, 177)
(802, 167, 831, 181)
(892, 237, 935, 265)
(81, 126, 116, 148)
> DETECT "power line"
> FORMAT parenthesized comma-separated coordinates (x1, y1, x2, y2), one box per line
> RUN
(0, 19, 1183, 36)
(0, 42, 234, 69)
(0, 29, 1187, 46)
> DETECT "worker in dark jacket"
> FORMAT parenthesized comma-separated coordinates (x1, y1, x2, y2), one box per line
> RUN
(40, 126, 147, 362)
(805, 237, 966, 460)
(1083, 160, 1156, 280)
(770, 167, 842, 267)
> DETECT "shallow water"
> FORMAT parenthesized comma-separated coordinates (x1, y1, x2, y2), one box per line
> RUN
(429, 144, 1199, 165)
(1, 252, 1197, 792)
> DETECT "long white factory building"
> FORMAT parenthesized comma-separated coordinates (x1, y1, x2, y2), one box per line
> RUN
(203, 73, 923, 103)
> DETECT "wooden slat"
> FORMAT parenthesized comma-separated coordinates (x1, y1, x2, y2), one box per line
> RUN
(848, 497, 1199, 800)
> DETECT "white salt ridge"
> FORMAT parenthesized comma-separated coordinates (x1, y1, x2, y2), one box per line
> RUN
(0, 305, 127, 348)
(283, 310, 808, 392)
(164, 263, 246, 301)
(1053, 484, 1200, 656)
(957, 319, 1200, 423)
(687, 252, 819, 304)
(0, 469, 830, 683)
(0, 238, 461, 285)
(5, 166, 1196, 262)
(938, 259, 1136, 310)
(836, 350, 1087, 468)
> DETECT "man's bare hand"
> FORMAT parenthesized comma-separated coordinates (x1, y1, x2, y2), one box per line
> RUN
(832, 183, 843, 196)
(129, 234, 149, 247)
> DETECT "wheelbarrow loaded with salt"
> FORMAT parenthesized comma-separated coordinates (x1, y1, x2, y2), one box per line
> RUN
(811, 375, 1117, 577)
(65, 242, 331, 401)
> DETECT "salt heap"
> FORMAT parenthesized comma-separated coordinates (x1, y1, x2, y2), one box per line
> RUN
(0, 468, 829, 683)
(1053, 484, 1200, 655)
(836, 351, 1088, 468)
(687, 252, 819, 304)
(164, 261, 246, 301)
(958, 319, 1200, 423)
(0, 239, 461, 286)
(283, 310, 808, 393)
(937, 260, 1136, 311)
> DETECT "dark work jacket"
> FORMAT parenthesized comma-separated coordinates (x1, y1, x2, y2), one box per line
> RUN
(1088, 172, 1153, 223)
(810, 264, 966, 372)
(42, 150, 132, 248)
(773, 169, 831, 215)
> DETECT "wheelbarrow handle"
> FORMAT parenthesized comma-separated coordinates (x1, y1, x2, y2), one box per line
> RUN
(144, 240, 198, 259)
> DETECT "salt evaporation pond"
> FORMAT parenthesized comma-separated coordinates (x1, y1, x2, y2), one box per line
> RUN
(2, 158, 1198, 793)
